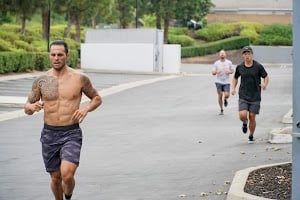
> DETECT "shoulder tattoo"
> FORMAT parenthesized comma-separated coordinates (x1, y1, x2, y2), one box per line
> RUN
(31, 75, 58, 101)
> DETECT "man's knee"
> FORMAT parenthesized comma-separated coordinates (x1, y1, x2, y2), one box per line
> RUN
(61, 161, 77, 183)
(51, 171, 62, 185)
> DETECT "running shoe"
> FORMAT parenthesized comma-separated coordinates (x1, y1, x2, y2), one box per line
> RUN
(242, 123, 247, 134)
(248, 135, 254, 144)
(224, 99, 228, 107)
(219, 109, 224, 115)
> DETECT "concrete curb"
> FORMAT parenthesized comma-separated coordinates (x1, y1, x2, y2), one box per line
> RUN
(268, 126, 292, 144)
(226, 162, 291, 200)
(282, 109, 293, 124)
(227, 108, 292, 199)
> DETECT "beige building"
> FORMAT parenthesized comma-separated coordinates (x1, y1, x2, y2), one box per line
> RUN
(208, 0, 292, 24)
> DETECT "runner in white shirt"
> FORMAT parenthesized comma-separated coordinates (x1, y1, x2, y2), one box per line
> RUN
(212, 50, 234, 115)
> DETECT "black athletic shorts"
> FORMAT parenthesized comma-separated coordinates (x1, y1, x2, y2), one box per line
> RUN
(40, 123, 82, 173)
(239, 98, 261, 114)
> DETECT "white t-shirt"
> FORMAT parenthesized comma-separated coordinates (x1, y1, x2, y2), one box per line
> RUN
(212, 59, 233, 84)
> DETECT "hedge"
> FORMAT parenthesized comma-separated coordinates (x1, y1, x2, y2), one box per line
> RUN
(181, 36, 250, 58)
(0, 50, 79, 74)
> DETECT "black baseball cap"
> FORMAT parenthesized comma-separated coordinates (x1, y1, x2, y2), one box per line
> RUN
(242, 46, 253, 54)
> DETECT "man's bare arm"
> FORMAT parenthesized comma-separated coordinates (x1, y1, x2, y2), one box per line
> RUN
(261, 75, 269, 90)
(24, 78, 43, 115)
(71, 74, 102, 123)
(231, 78, 238, 95)
(81, 74, 102, 111)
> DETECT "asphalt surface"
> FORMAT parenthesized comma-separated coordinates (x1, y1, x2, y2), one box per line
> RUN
(0, 64, 292, 200)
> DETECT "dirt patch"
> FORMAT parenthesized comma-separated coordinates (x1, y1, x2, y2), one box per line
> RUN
(244, 163, 291, 200)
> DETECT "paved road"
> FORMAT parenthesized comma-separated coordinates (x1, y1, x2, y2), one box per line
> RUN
(0, 64, 292, 200)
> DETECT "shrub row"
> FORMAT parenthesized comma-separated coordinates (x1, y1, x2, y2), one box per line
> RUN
(254, 24, 292, 46)
(181, 36, 250, 58)
(0, 50, 79, 74)
(195, 22, 263, 43)
(168, 34, 195, 47)
(0, 23, 82, 53)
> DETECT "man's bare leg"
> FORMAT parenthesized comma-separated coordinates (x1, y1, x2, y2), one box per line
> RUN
(50, 171, 63, 200)
(248, 112, 257, 137)
(61, 160, 78, 199)
(218, 92, 223, 114)
(239, 110, 248, 134)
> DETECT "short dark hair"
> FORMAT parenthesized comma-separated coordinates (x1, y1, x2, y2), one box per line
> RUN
(50, 40, 69, 54)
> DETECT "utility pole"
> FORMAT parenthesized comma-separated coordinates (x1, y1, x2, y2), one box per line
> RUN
(292, 0, 300, 199)
(135, 0, 138, 28)
(47, 0, 51, 52)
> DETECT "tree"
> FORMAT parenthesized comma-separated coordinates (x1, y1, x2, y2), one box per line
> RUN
(150, 0, 214, 43)
(160, 0, 177, 43)
(139, 0, 162, 29)
(38, 0, 50, 40)
(81, 0, 112, 28)
(9, 0, 39, 35)
(115, 0, 135, 28)
(0, 0, 13, 24)
(174, 0, 214, 23)
(52, 0, 93, 42)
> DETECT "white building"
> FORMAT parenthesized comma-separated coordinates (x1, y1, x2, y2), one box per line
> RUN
(208, 0, 292, 24)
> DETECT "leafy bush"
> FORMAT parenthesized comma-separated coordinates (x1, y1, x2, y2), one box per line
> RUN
(194, 22, 264, 42)
(0, 38, 13, 51)
(0, 52, 30, 73)
(240, 28, 259, 43)
(238, 21, 263, 33)
(181, 36, 250, 58)
(169, 27, 189, 35)
(0, 23, 82, 74)
(168, 34, 195, 47)
(0, 29, 19, 43)
(194, 22, 239, 41)
(0, 50, 78, 74)
(14, 40, 34, 51)
(32, 52, 51, 71)
(254, 24, 292, 45)
(142, 14, 156, 27)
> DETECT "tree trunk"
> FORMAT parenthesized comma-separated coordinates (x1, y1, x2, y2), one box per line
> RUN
(41, 7, 49, 40)
(163, 17, 169, 44)
(91, 15, 96, 29)
(65, 11, 73, 38)
(156, 14, 161, 29)
(21, 15, 26, 36)
(74, 15, 81, 42)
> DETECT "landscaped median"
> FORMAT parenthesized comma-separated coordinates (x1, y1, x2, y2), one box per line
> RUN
(227, 162, 291, 200)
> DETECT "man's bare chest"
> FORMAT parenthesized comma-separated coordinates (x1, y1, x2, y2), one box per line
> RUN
(38, 75, 82, 100)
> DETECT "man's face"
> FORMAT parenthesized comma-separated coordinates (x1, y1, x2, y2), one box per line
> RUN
(219, 51, 226, 60)
(49, 45, 68, 70)
(242, 51, 253, 62)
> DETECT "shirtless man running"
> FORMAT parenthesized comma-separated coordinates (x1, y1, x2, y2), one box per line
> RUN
(24, 40, 102, 200)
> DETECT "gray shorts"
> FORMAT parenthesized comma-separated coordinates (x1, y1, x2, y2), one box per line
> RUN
(40, 123, 82, 173)
(239, 99, 261, 114)
(215, 83, 230, 93)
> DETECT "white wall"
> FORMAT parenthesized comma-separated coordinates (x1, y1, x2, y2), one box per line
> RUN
(163, 45, 181, 73)
(81, 43, 181, 73)
(81, 29, 181, 74)
(85, 29, 159, 44)
(81, 43, 155, 72)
